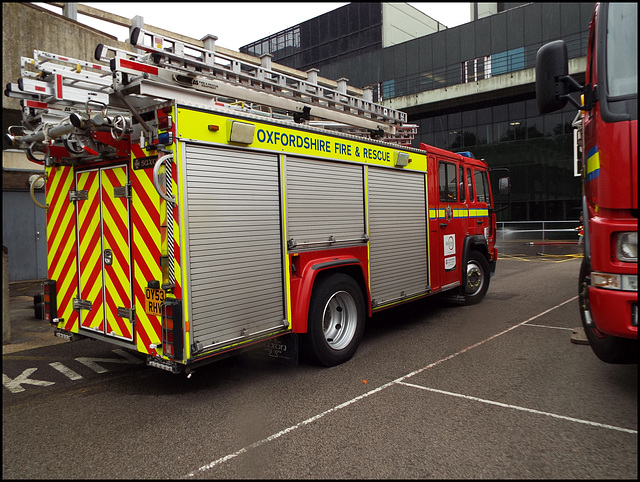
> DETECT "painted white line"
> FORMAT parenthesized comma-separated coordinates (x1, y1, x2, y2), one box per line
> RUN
(523, 323, 575, 331)
(185, 296, 580, 477)
(396, 381, 637, 435)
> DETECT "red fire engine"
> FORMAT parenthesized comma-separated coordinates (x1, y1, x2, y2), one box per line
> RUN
(536, 2, 637, 363)
(6, 28, 508, 374)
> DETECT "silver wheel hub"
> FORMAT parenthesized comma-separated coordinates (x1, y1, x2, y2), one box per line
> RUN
(466, 262, 484, 294)
(322, 290, 357, 350)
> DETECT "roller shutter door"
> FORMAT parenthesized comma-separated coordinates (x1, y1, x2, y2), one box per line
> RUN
(368, 167, 429, 307)
(286, 156, 365, 248)
(184, 144, 285, 350)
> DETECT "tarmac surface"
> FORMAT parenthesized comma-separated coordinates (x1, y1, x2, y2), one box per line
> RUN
(2, 239, 586, 355)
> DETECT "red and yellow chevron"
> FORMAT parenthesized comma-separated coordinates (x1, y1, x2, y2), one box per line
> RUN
(131, 150, 163, 355)
(46, 165, 78, 333)
(101, 165, 133, 340)
(76, 169, 104, 333)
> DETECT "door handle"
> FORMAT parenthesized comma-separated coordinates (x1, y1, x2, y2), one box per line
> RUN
(477, 220, 484, 225)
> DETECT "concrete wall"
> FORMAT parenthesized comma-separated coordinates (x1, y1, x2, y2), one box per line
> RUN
(382, 3, 447, 47)
(472, 3, 499, 20)
(385, 57, 587, 115)
(2, 2, 130, 112)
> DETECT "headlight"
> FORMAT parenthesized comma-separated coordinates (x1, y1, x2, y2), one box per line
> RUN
(592, 272, 637, 291)
(592, 272, 621, 289)
(616, 231, 637, 262)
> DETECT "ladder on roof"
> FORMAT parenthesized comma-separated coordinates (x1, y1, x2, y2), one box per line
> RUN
(5, 49, 132, 161)
(308, 121, 418, 147)
(97, 27, 408, 136)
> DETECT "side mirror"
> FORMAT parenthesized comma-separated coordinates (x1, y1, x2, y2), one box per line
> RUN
(536, 41, 569, 114)
(536, 40, 586, 113)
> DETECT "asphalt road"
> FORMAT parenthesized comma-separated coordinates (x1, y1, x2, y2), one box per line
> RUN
(2, 251, 637, 479)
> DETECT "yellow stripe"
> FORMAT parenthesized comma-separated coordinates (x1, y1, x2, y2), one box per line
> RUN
(281, 157, 292, 329)
(364, 166, 372, 295)
(424, 174, 431, 285)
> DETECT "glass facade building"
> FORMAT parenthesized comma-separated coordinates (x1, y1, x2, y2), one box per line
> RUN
(241, 2, 597, 222)
(240, 3, 384, 73)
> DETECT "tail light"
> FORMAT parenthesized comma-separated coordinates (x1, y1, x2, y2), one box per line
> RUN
(161, 299, 183, 360)
(43, 279, 58, 324)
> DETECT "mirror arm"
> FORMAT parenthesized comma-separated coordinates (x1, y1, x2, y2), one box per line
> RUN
(557, 76, 597, 111)
(561, 93, 585, 110)
(490, 204, 509, 214)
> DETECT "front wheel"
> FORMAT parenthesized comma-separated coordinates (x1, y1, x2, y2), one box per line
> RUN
(463, 250, 490, 305)
(579, 258, 636, 364)
(304, 273, 365, 367)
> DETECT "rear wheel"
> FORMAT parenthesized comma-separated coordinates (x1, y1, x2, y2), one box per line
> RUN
(305, 273, 365, 367)
(579, 258, 636, 364)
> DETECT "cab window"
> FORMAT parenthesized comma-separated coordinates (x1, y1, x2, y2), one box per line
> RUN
(459, 166, 466, 203)
(474, 170, 491, 207)
(439, 161, 457, 202)
(467, 168, 474, 202)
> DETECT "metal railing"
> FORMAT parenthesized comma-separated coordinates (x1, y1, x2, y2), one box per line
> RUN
(497, 220, 581, 242)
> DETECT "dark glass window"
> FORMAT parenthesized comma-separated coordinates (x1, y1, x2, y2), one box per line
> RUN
(476, 124, 491, 145)
(477, 107, 492, 124)
(543, 113, 563, 136)
(492, 104, 508, 123)
(474, 170, 491, 206)
(462, 110, 476, 128)
(448, 111, 462, 129)
(439, 161, 458, 202)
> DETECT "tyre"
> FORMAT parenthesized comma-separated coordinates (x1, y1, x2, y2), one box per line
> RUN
(463, 250, 490, 305)
(304, 273, 365, 367)
(579, 258, 637, 364)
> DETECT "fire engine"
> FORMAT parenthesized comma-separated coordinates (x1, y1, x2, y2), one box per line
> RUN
(5, 27, 508, 374)
(536, 2, 637, 363)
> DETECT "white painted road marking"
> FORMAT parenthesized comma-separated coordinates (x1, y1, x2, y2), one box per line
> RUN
(396, 381, 637, 435)
(75, 348, 143, 373)
(49, 362, 83, 380)
(3, 349, 144, 392)
(3, 368, 55, 393)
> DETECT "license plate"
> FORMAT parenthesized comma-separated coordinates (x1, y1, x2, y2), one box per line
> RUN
(144, 287, 166, 316)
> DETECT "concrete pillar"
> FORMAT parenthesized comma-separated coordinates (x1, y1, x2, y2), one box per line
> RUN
(202, 34, 218, 52)
(63, 3, 78, 21)
(306, 68, 319, 85)
(260, 53, 273, 71)
(3, 245, 10, 345)
(337, 78, 349, 94)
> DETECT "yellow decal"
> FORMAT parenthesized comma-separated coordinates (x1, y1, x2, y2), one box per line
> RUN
(177, 109, 427, 171)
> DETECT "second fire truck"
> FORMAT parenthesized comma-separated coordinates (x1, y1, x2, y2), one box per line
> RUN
(536, 2, 637, 364)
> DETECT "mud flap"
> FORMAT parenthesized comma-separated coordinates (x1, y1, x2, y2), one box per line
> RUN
(251, 334, 299, 366)
(445, 286, 467, 304)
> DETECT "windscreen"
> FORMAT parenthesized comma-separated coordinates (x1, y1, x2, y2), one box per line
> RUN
(606, 3, 637, 98)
